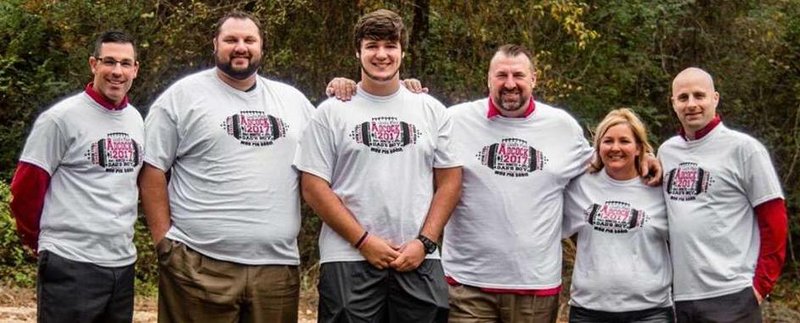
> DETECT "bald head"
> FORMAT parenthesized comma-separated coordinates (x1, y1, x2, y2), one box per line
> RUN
(672, 67, 715, 95)
(670, 67, 720, 139)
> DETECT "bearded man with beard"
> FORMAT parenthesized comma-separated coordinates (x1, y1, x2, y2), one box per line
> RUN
(442, 44, 663, 322)
(324, 44, 663, 321)
(138, 11, 314, 323)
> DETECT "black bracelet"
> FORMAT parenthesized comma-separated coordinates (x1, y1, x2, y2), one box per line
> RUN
(354, 231, 369, 249)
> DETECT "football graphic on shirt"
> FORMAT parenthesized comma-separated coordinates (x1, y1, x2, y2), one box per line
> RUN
(665, 162, 713, 201)
(476, 138, 547, 177)
(349, 116, 422, 154)
(85, 132, 142, 173)
(221, 110, 288, 146)
(584, 200, 647, 233)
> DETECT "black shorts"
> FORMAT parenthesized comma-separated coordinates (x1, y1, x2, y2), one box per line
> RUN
(317, 259, 449, 323)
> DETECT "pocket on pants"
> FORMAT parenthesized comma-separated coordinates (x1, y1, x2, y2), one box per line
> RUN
(37, 250, 50, 273)
(156, 238, 175, 265)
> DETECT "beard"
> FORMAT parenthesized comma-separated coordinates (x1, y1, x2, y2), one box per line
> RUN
(494, 88, 528, 112)
(215, 51, 259, 80)
(360, 61, 400, 82)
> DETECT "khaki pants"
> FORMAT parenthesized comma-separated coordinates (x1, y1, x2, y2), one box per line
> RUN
(156, 238, 299, 323)
(448, 284, 559, 323)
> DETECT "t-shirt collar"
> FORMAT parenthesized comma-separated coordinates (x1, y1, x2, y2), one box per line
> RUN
(487, 97, 535, 119)
(85, 83, 129, 110)
(679, 114, 721, 141)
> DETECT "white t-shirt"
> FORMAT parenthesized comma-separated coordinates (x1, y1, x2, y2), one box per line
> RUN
(144, 68, 314, 265)
(20, 92, 143, 267)
(442, 99, 592, 289)
(294, 86, 461, 263)
(659, 123, 783, 301)
(563, 170, 672, 312)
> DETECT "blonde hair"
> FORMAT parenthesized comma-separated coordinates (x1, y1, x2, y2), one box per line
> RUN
(588, 108, 654, 174)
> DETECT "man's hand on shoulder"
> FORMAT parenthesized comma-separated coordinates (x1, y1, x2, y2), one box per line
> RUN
(401, 78, 428, 94)
(325, 77, 428, 102)
(640, 153, 663, 186)
(325, 77, 357, 101)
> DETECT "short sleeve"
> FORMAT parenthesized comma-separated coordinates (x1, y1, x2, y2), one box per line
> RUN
(564, 113, 593, 180)
(743, 146, 784, 206)
(562, 176, 587, 238)
(19, 112, 67, 175)
(143, 95, 180, 172)
(432, 101, 461, 168)
(295, 94, 317, 139)
(293, 107, 336, 183)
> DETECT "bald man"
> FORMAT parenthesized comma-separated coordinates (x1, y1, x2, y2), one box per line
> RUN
(659, 67, 787, 322)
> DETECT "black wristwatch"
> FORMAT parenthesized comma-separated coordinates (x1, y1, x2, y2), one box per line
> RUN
(417, 234, 438, 254)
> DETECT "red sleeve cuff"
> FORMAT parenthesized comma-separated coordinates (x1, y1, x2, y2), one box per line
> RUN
(753, 198, 788, 296)
(9, 162, 50, 250)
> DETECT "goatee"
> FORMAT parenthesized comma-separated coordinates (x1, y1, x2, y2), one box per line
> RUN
(216, 54, 259, 80)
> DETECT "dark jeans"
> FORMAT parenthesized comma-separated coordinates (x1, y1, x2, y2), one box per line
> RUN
(675, 287, 761, 323)
(318, 260, 449, 323)
(569, 305, 674, 323)
(37, 250, 134, 323)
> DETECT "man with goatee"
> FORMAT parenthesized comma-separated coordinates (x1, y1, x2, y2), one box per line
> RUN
(138, 11, 313, 323)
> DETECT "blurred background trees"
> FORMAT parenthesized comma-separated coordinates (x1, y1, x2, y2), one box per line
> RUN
(1, 0, 798, 313)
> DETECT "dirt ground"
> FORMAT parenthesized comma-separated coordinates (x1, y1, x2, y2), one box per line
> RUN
(3, 284, 799, 322)
(0, 285, 319, 323)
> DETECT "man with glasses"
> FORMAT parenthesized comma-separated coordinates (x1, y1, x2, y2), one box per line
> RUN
(10, 30, 142, 322)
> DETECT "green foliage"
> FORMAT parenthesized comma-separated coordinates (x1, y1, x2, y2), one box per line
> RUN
(0, 1, 70, 180)
(1, 1, 799, 311)
(133, 215, 158, 296)
(0, 181, 37, 287)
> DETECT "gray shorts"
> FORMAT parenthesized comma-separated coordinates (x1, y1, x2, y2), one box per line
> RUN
(317, 260, 449, 323)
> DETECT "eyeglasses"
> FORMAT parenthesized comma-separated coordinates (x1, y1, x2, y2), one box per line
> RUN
(95, 57, 136, 69)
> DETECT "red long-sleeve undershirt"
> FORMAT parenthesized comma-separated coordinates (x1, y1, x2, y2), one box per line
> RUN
(9, 84, 127, 251)
(686, 117, 786, 296)
(753, 197, 788, 297)
(9, 162, 50, 251)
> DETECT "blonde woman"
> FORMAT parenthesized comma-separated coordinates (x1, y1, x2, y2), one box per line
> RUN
(563, 108, 672, 322)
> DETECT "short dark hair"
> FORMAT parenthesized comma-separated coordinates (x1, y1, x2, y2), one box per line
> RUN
(496, 44, 535, 72)
(93, 31, 137, 59)
(214, 10, 264, 40)
(353, 9, 407, 53)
